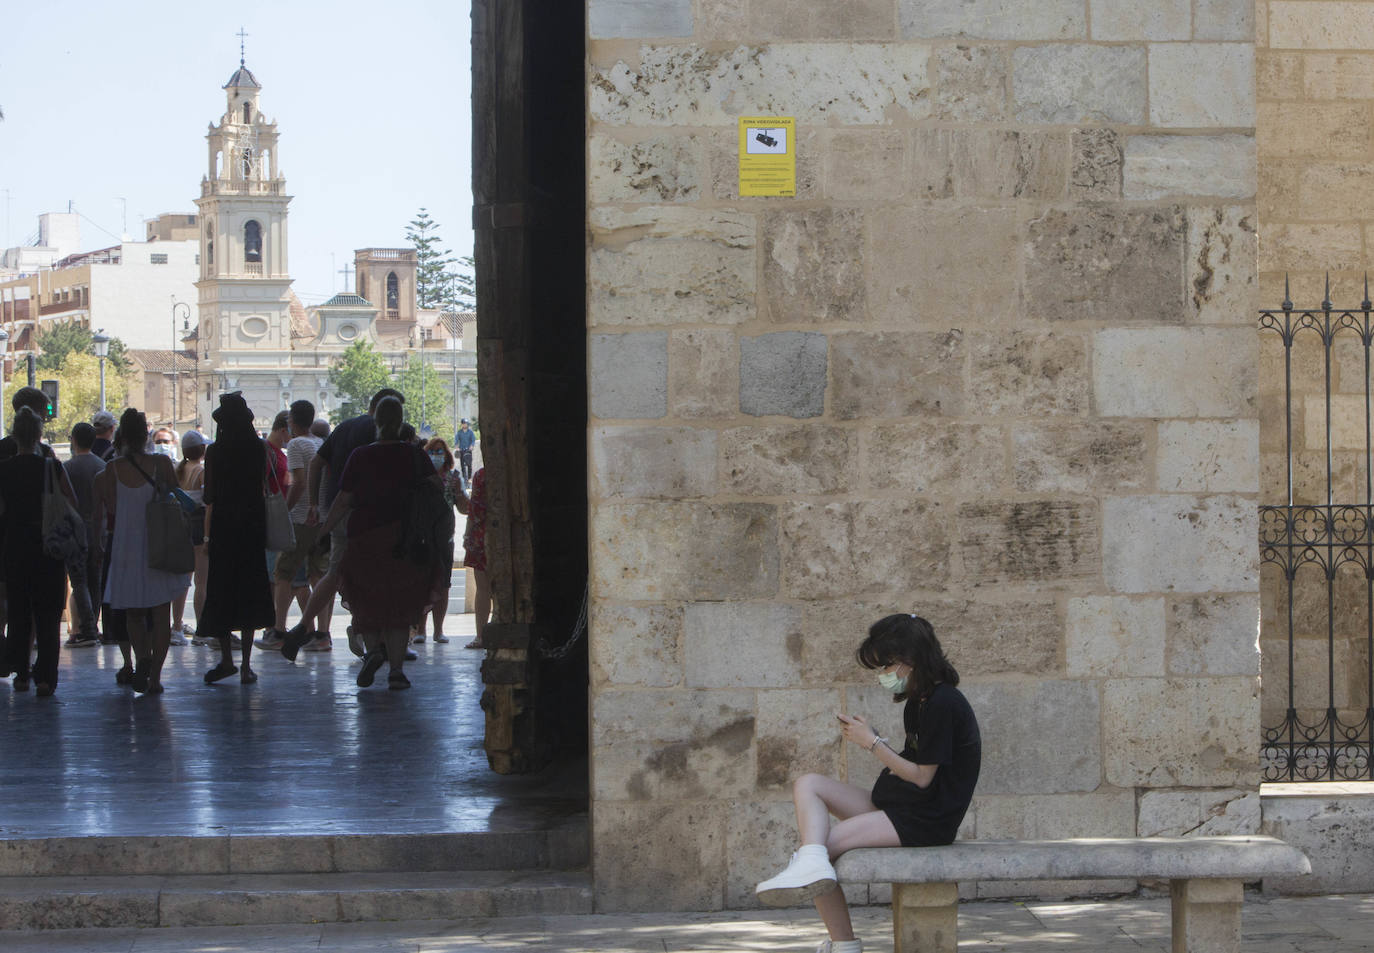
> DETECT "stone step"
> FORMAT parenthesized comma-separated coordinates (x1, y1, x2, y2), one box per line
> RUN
(0, 823, 588, 877)
(0, 869, 593, 930)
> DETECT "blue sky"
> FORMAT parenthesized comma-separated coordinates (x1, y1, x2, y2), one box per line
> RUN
(0, 0, 472, 305)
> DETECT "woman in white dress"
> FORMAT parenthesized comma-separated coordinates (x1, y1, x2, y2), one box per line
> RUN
(92, 409, 191, 694)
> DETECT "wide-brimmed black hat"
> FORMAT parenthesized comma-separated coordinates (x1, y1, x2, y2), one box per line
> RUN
(212, 391, 253, 426)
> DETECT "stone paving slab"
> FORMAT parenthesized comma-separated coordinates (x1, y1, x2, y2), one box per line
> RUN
(2, 896, 1374, 952)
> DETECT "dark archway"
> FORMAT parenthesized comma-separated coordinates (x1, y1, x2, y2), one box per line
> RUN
(471, 0, 587, 774)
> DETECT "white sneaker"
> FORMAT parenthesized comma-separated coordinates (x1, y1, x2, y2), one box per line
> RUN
(755, 847, 837, 907)
(168, 627, 188, 647)
(817, 941, 862, 953)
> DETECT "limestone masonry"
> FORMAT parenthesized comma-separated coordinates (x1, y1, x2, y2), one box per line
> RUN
(586, 0, 1259, 911)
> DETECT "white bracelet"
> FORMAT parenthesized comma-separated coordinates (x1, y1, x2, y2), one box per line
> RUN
(868, 735, 888, 752)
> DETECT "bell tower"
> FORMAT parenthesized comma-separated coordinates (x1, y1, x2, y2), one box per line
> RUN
(193, 38, 295, 426)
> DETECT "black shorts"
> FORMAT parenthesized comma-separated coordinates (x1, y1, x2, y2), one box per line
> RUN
(870, 772, 957, 848)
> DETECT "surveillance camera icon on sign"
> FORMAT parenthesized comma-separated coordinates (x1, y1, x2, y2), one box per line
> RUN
(747, 127, 787, 155)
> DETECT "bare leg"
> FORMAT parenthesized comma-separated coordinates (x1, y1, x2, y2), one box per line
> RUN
(471, 569, 490, 646)
(383, 626, 408, 675)
(171, 590, 186, 631)
(240, 627, 256, 682)
(148, 603, 172, 689)
(293, 570, 337, 634)
(313, 574, 332, 634)
(431, 588, 449, 639)
(813, 811, 903, 941)
(272, 577, 293, 631)
(192, 546, 208, 620)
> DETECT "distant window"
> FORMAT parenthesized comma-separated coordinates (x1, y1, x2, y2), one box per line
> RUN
(243, 102, 251, 124)
(187, 215, 196, 225)
(195, 254, 200, 265)
(150, 253, 169, 265)
(207, 240, 213, 265)
(386, 272, 399, 311)
(244, 221, 262, 263)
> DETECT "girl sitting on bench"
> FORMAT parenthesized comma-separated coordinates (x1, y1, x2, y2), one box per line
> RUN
(756, 613, 982, 953)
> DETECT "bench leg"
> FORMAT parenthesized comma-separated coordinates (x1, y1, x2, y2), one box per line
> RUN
(891, 882, 958, 953)
(1170, 878, 1243, 953)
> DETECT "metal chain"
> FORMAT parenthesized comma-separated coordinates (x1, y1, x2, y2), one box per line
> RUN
(536, 580, 588, 661)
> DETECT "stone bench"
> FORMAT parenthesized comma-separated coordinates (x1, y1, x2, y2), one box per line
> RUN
(834, 835, 1310, 953)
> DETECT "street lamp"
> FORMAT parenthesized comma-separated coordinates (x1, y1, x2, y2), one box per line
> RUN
(0, 327, 10, 433)
(449, 327, 459, 441)
(92, 329, 110, 411)
(172, 298, 190, 428)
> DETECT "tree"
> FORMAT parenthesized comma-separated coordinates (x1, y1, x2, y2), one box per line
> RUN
(35, 323, 131, 375)
(49, 352, 128, 440)
(406, 208, 457, 310)
(326, 340, 390, 423)
(447, 255, 476, 311)
(393, 352, 451, 438)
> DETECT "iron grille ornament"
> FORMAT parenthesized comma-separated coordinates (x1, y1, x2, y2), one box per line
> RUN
(1260, 274, 1374, 781)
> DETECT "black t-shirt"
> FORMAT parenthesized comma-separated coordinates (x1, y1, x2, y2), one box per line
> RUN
(0, 454, 60, 569)
(315, 414, 375, 508)
(874, 683, 981, 844)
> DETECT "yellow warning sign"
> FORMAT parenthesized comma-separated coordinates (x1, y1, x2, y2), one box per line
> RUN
(738, 117, 797, 197)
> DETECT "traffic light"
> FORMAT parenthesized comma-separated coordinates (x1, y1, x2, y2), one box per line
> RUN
(39, 379, 58, 420)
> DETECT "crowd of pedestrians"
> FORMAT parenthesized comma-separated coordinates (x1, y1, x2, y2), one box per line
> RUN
(0, 386, 486, 697)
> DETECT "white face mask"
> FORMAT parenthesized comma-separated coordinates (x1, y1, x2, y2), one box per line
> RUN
(153, 443, 176, 457)
(429, 453, 446, 469)
(877, 669, 908, 694)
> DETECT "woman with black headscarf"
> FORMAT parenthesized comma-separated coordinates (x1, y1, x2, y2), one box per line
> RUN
(200, 393, 275, 685)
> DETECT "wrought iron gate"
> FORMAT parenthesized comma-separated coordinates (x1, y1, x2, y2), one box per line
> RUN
(1260, 278, 1374, 781)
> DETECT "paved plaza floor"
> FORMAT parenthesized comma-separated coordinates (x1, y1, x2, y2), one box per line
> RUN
(2, 894, 1373, 951)
(0, 599, 584, 839)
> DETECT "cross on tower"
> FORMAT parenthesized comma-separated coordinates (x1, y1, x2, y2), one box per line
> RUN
(338, 261, 356, 294)
(237, 27, 249, 66)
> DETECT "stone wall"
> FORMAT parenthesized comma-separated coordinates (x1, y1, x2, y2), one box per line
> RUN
(587, 0, 1260, 912)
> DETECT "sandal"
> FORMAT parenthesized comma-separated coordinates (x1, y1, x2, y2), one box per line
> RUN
(464, 640, 485, 650)
(240, 667, 258, 685)
(115, 666, 134, 686)
(388, 671, 411, 690)
(433, 633, 449, 644)
(204, 662, 238, 684)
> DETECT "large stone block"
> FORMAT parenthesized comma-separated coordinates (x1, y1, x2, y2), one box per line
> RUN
(909, 130, 1068, 201)
(756, 688, 844, 791)
(1196, 0, 1255, 41)
(1262, 793, 1374, 894)
(1066, 596, 1167, 677)
(592, 690, 756, 801)
(592, 502, 778, 600)
(933, 45, 1009, 121)
(762, 209, 865, 323)
(1269, 2, 1374, 49)
(1123, 135, 1256, 200)
(1024, 205, 1186, 324)
(867, 206, 1020, 324)
(748, 0, 895, 38)
(1089, 0, 1189, 40)
(670, 328, 738, 419)
(957, 500, 1101, 585)
(1156, 420, 1259, 493)
(1169, 594, 1261, 677)
(1104, 495, 1258, 594)
(589, 207, 755, 328)
(974, 790, 1136, 839)
(724, 801, 803, 909)
(866, 422, 1006, 495)
(830, 330, 966, 419)
(1256, 51, 1304, 99)
(590, 44, 932, 126)
(969, 331, 1091, 417)
(1070, 128, 1122, 200)
(1139, 789, 1260, 837)
(780, 500, 950, 598)
(1150, 44, 1256, 127)
(903, 0, 1086, 40)
(590, 603, 682, 689)
(740, 332, 828, 418)
(592, 426, 718, 500)
(1304, 52, 1374, 98)
(1093, 328, 1257, 417)
(684, 602, 802, 689)
(593, 800, 726, 911)
(1297, 161, 1374, 220)
(722, 425, 856, 496)
(1103, 677, 1259, 787)
(824, 131, 906, 200)
(1257, 223, 1362, 274)
(590, 332, 668, 419)
(1188, 206, 1258, 325)
(962, 680, 1102, 794)
(1012, 421, 1148, 493)
(1013, 45, 1147, 124)
(798, 598, 1062, 685)
(1258, 102, 1372, 159)
(589, 134, 702, 203)
(589, 0, 692, 38)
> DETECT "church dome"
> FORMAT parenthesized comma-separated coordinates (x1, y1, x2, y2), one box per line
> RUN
(224, 64, 261, 89)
